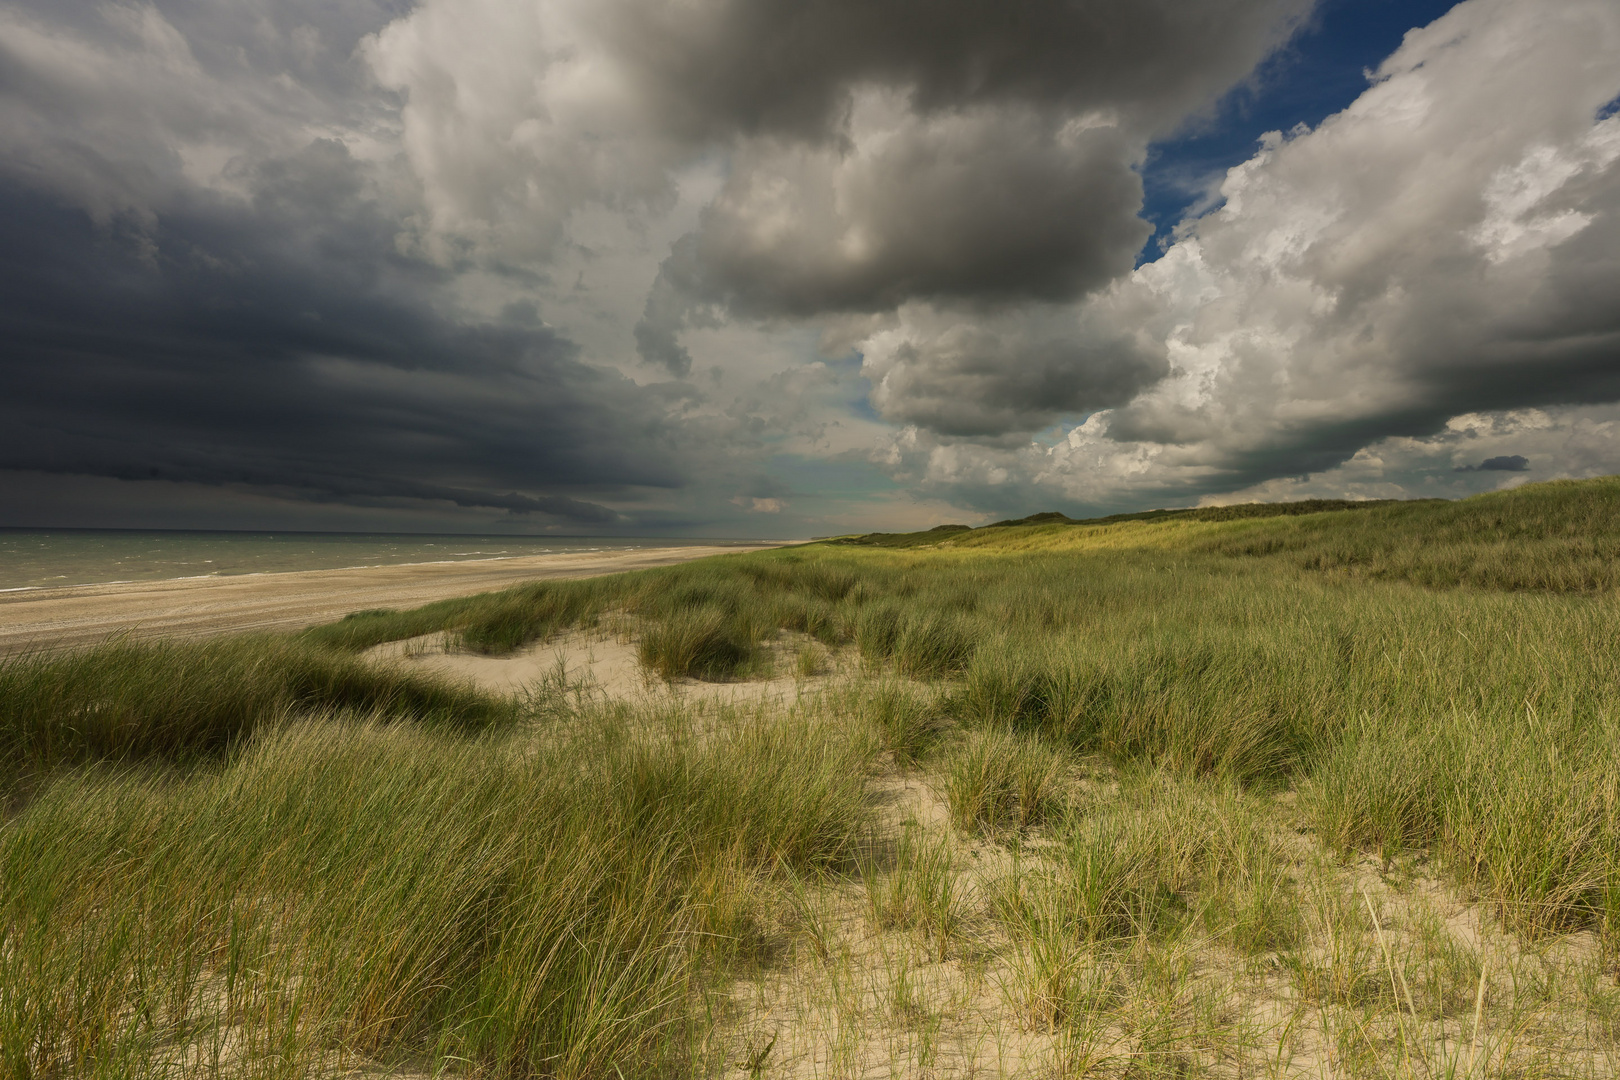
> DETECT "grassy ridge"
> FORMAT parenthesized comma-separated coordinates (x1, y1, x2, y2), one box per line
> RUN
(0, 636, 512, 799)
(1200, 476, 1620, 590)
(300, 479, 1620, 676)
(833, 495, 1424, 545)
(829, 477, 1620, 588)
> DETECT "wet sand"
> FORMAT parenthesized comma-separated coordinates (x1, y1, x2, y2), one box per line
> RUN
(0, 545, 784, 655)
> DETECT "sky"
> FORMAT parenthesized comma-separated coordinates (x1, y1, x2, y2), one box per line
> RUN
(1, 0, 1617, 537)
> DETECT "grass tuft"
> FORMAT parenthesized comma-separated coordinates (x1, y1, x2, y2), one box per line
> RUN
(940, 727, 1066, 835)
(855, 681, 951, 767)
(860, 830, 961, 960)
(638, 608, 757, 681)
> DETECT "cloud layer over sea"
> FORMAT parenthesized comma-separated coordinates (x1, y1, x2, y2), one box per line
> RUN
(2, 0, 1617, 532)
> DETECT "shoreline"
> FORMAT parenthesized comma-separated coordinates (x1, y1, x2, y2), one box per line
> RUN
(0, 538, 781, 594)
(0, 543, 790, 656)
(0, 547, 763, 594)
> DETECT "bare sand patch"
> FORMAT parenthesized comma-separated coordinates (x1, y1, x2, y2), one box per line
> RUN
(366, 624, 847, 707)
(0, 544, 784, 655)
(707, 748, 1620, 1078)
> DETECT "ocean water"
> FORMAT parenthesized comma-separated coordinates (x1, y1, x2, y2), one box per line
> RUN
(0, 530, 757, 592)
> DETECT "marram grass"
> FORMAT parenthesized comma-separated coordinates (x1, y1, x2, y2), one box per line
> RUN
(0, 705, 871, 1078)
(9, 476, 1620, 1075)
(0, 635, 512, 799)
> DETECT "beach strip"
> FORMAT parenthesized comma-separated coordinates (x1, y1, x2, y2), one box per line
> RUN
(0, 544, 785, 655)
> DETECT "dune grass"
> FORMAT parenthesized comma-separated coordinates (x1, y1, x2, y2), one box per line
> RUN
(0, 635, 513, 801)
(370, 477, 1620, 939)
(10, 476, 1620, 1075)
(0, 697, 872, 1078)
(266, 477, 1620, 937)
(1199, 475, 1620, 590)
(940, 727, 1068, 835)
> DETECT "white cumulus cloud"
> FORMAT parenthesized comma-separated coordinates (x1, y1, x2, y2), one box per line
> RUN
(869, 0, 1620, 514)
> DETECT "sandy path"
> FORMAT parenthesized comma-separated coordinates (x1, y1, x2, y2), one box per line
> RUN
(0, 545, 783, 655)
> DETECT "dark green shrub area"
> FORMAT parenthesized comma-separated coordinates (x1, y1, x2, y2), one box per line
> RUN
(300, 576, 623, 654)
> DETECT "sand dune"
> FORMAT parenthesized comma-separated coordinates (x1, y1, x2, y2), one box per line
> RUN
(0, 545, 783, 655)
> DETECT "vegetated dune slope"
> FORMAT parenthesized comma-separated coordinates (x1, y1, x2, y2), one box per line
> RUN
(6, 476, 1620, 1078)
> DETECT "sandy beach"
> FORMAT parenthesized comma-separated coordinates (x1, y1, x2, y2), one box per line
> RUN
(0, 544, 783, 655)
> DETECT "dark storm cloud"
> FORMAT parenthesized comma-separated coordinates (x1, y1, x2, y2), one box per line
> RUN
(629, 0, 1313, 365)
(634, 273, 698, 378)
(0, 0, 402, 221)
(597, 0, 1314, 141)
(29, 0, 1620, 533)
(652, 116, 1151, 322)
(1456, 455, 1531, 472)
(868, 324, 1167, 438)
(0, 142, 683, 524)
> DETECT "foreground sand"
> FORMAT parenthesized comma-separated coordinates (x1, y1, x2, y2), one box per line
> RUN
(0, 544, 783, 655)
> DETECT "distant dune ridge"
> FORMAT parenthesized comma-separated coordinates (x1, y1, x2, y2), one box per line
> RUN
(832, 496, 1434, 547)
(6, 477, 1620, 1075)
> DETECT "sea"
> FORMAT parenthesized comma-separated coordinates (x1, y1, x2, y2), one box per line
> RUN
(0, 530, 762, 592)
